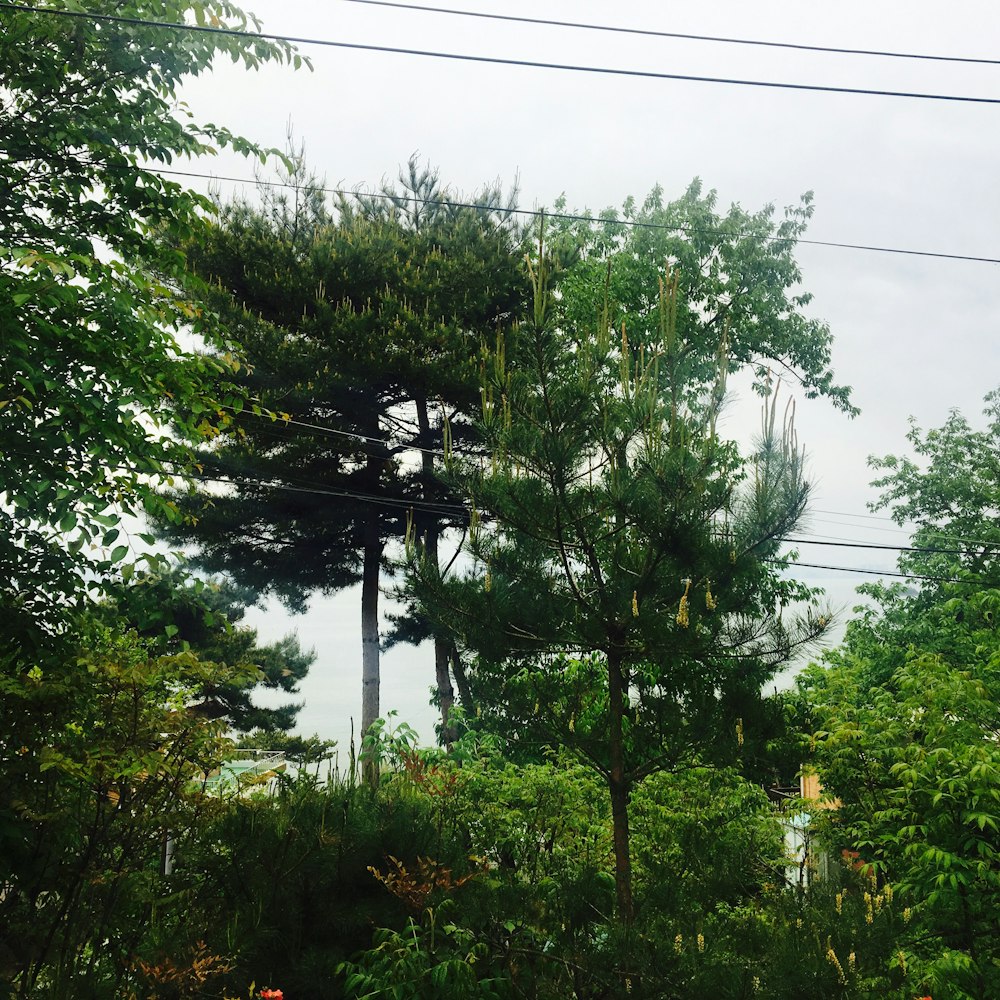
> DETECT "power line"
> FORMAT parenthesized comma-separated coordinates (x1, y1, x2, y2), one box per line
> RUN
(173, 471, 997, 580)
(810, 512, 1000, 549)
(190, 470, 469, 516)
(765, 558, 980, 586)
(14, 118, 998, 264)
(164, 460, 997, 563)
(783, 536, 998, 556)
(229, 405, 454, 459)
(156, 166, 1000, 266)
(21, 431, 996, 559)
(30, 453, 993, 580)
(339, 0, 1000, 69)
(812, 506, 903, 523)
(195, 415, 1000, 555)
(178, 476, 995, 581)
(6, 3, 1000, 107)
(146, 458, 472, 517)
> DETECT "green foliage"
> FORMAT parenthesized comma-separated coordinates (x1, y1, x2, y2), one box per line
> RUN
(631, 768, 783, 917)
(715, 869, 911, 999)
(868, 391, 1000, 588)
(237, 729, 338, 767)
(0, 623, 236, 998)
(547, 182, 856, 415)
(155, 155, 527, 746)
(99, 568, 314, 732)
(159, 155, 525, 603)
(339, 901, 511, 1000)
(809, 650, 1000, 1000)
(414, 232, 832, 919)
(0, 0, 297, 645)
(802, 394, 1000, 999)
(335, 747, 914, 1000)
(174, 772, 473, 1000)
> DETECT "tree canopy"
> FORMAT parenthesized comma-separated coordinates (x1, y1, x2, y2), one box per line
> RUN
(548, 181, 856, 415)
(868, 391, 1000, 588)
(803, 391, 1000, 999)
(100, 568, 313, 732)
(0, 0, 296, 648)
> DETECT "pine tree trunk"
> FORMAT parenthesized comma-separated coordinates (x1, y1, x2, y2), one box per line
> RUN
(360, 505, 382, 786)
(422, 527, 455, 742)
(434, 635, 455, 744)
(607, 649, 634, 924)
(415, 395, 455, 743)
(450, 643, 475, 716)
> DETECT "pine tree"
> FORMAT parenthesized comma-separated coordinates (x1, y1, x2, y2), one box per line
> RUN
(412, 238, 831, 921)
(101, 569, 314, 732)
(158, 159, 525, 771)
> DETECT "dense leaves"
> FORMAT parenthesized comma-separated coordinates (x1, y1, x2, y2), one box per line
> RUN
(0, 624, 238, 998)
(0, 0, 296, 642)
(868, 391, 1000, 589)
(100, 569, 314, 732)
(804, 392, 1000, 1000)
(548, 182, 856, 415)
(9, 4, 995, 992)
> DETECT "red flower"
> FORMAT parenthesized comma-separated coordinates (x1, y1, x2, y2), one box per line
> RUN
(259, 990, 283, 1000)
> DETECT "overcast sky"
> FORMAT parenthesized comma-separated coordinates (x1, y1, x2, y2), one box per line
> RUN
(174, 0, 1000, 748)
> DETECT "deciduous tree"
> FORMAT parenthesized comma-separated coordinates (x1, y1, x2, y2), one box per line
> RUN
(0, 0, 296, 648)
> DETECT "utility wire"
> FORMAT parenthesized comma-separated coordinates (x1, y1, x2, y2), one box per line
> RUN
(783, 536, 998, 556)
(177, 470, 996, 581)
(339, 0, 1000, 68)
(15, 136, 997, 264)
(41, 452, 993, 580)
(190, 470, 469, 516)
(810, 513, 1000, 549)
(765, 558, 982, 586)
(156, 166, 1000, 266)
(163, 459, 997, 562)
(230, 406, 457, 459)
(5, 3, 1000, 107)
(143, 456, 472, 516)
(812, 506, 903, 523)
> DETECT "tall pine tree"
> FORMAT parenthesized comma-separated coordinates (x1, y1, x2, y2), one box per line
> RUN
(158, 159, 525, 768)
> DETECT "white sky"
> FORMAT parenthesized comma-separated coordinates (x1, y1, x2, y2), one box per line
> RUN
(173, 0, 1000, 747)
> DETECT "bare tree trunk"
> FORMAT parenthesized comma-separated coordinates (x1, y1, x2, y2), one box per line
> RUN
(450, 643, 475, 715)
(361, 506, 382, 786)
(607, 649, 634, 924)
(415, 395, 455, 743)
(422, 526, 455, 741)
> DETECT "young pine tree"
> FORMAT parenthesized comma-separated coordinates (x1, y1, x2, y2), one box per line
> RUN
(412, 241, 830, 923)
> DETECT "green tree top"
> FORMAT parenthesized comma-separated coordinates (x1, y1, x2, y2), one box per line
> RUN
(548, 181, 856, 415)
(100, 568, 314, 732)
(868, 390, 1000, 588)
(155, 158, 528, 752)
